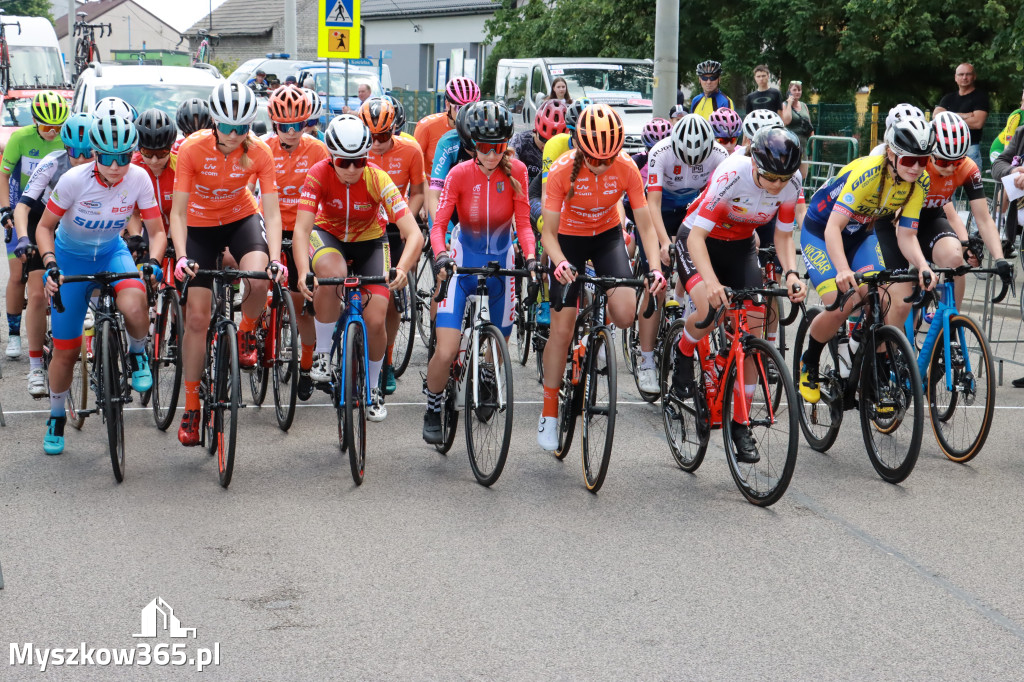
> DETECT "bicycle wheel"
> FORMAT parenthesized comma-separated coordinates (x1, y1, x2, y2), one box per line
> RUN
(344, 321, 367, 485)
(150, 290, 182, 430)
(465, 324, 513, 486)
(721, 337, 798, 506)
(581, 327, 616, 493)
(211, 323, 240, 488)
(99, 320, 127, 483)
(67, 336, 89, 430)
(660, 319, 710, 472)
(534, 324, 548, 385)
(248, 309, 270, 407)
(513, 279, 533, 366)
(272, 288, 299, 431)
(927, 315, 994, 463)
(415, 254, 435, 346)
(392, 277, 416, 378)
(792, 306, 843, 452)
(621, 298, 639, 377)
(437, 376, 458, 454)
(332, 333, 347, 453)
(859, 324, 923, 484)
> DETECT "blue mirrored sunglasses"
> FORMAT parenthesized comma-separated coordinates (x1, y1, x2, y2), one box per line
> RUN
(305, 119, 320, 129)
(277, 121, 305, 133)
(67, 147, 93, 159)
(96, 151, 132, 167)
(216, 122, 251, 136)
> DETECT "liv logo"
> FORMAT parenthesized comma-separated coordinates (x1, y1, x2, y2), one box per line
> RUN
(133, 598, 196, 638)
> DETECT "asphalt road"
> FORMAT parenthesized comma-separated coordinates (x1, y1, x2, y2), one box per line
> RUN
(3, 273, 1024, 679)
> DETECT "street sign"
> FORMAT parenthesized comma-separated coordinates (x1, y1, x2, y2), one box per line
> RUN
(348, 58, 373, 66)
(318, 0, 360, 59)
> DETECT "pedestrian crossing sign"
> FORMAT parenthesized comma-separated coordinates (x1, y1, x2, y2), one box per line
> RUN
(325, 0, 354, 26)
(319, 0, 360, 58)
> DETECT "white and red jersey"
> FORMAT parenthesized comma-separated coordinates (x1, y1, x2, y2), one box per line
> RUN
(646, 138, 729, 210)
(682, 153, 802, 241)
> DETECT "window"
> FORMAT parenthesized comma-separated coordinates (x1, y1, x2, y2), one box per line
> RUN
(424, 44, 435, 90)
(503, 65, 529, 114)
(532, 65, 546, 101)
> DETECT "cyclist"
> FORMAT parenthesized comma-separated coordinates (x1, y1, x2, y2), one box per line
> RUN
(293, 116, 424, 422)
(709, 107, 742, 154)
(262, 85, 330, 401)
(415, 77, 481, 173)
(12, 113, 96, 398)
(362, 97, 426, 396)
(171, 82, 285, 446)
(384, 94, 418, 144)
(427, 104, 476, 226)
(129, 109, 178, 238)
(636, 114, 728, 392)
(538, 104, 666, 451)
(868, 103, 926, 156)
(422, 101, 536, 443)
(689, 60, 734, 120)
(92, 96, 138, 122)
(634, 117, 672, 182)
(174, 97, 213, 153)
(511, 100, 567, 185)
(1, 90, 69, 360)
(797, 118, 936, 404)
(36, 114, 167, 455)
(740, 109, 785, 149)
(304, 90, 325, 141)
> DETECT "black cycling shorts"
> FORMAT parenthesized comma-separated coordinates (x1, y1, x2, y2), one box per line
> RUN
(309, 228, 391, 299)
(675, 227, 761, 292)
(23, 202, 46, 273)
(549, 227, 632, 308)
(875, 209, 959, 273)
(186, 213, 269, 289)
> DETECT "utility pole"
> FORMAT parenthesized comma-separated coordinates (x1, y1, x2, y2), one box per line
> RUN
(284, 0, 297, 55)
(652, 0, 679, 119)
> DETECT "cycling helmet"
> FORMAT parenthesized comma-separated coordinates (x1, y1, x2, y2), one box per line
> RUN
(208, 81, 259, 125)
(564, 98, 593, 132)
(93, 96, 137, 122)
(305, 90, 324, 122)
(385, 94, 406, 132)
(742, 109, 784, 140)
(135, 109, 177, 149)
(89, 115, 138, 155)
(885, 103, 925, 130)
(534, 100, 567, 140)
(324, 115, 372, 158)
(750, 127, 802, 176)
(60, 112, 93, 149)
(444, 77, 481, 106)
(885, 117, 936, 157)
(454, 103, 475, 150)
(668, 104, 687, 119)
(359, 98, 395, 134)
(932, 111, 971, 161)
(671, 114, 715, 166)
(709, 107, 742, 139)
(641, 118, 672, 149)
(695, 60, 723, 78)
(466, 100, 514, 143)
(175, 98, 212, 135)
(575, 104, 624, 160)
(267, 85, 312, 124)
(31, 91, 69, 126)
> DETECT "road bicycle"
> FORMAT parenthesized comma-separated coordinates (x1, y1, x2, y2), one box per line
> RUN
(661, 286, 799, 506)
(621, 260, 683, 404)
(0, 10, 21, 95)
(432, 261, 530, 487)
(413, 233, 436, 347)
(757, 243, 801, 354)
(248, 252, 299, 431)
(193, 28, 217, 66)
(72, 12, 111, 81)
(148, 244, 184, 431)
(792, 270, 925, 483)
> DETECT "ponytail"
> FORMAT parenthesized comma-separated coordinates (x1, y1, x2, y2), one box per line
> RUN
(564, 151, 585, 201)
(498, 150, 523, 195)
(239, 132, 256, 171)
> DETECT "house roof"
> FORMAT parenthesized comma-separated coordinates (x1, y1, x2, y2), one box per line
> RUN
(362, 0, 500, 18)
(185, 0, 286, 36)
(54, 0, 130, 39)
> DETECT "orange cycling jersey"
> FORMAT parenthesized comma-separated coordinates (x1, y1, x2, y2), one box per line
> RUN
(297, 160, 409, 242)
(367, 135, 425, 199)
(174, 130, 277, 226)
(261, 134, 330, 230)
(922, 157, 985, 210)
(413, 112, 453, 172)
(543, 150, 647, 236)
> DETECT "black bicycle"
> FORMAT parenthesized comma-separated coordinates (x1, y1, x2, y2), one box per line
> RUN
(72, 12, 111, 81)
(0, 10, 21, 94)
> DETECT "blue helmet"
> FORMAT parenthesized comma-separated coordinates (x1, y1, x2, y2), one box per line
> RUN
(61, 112, 94, 149)
(89, 115, 139, 154)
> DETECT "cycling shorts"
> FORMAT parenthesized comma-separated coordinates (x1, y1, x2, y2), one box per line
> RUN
(549, 226, 632, 308)
(634, 206, 687, 276)
(436, 231, 516, 338)
(874, 209, 959, 273)
(309, 228, 390, 300)
(21, 202, 46, 273)
(675, 227, 762, 293)
(279, 231, 302, 290)
(385, 223, 405, 277)
(800, 227, 883, 296)
(51, 239, 144, 349)
(185, 213, 268, 289)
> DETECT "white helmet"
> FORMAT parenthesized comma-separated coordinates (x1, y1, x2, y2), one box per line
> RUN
(742, 109, 783, 140)
(306, 90, 324, 121)
(885, 103, 925, 131)
(93, 96, 138, 122)
(885, 117, 936, 157)
(932, 111, 971, 161)
(671, 114, 714, 166)
(325, 115, 371, 158)
(208, 82, 259, 125)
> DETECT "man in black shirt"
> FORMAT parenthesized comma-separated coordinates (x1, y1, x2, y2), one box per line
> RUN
(744, 65, 783, 116)
(934, 63, 990, 169)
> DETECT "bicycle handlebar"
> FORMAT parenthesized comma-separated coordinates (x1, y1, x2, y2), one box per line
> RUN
(551, 264, 659, 319)
(932, 262, 1014, 303)
(306, 268, 398, 289)
(51, 266, 153, 314)
(692, 286, 795, 330)
(823, 268, 925, 312)
(431, 261, 533, 303)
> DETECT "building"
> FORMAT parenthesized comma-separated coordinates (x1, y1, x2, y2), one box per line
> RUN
(54, 0, 182, 62)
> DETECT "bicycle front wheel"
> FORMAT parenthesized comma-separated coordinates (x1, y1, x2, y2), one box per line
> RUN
(248, 307, 269, 407)
(465, 324, 513, 487)
(392, 277, 416, 378)
(927, 314, 995, 463)
(272, 288, 299, 431)
(437, 376, 458, 455)
(660, 319, 709, 472)
(343, 321, 367, 485)
(415, 253, 435, 346)
(151, 289, 182, 431)
(212, 323, 241, 488)
(793, 306, 843, 452)
(99, 320, 127, 483)
(68, 335, 89, 430)
(581, 327, 616, 493)
(513, 279, 533, 366)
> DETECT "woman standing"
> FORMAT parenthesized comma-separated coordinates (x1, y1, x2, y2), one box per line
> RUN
(546, 77, 573, 104)
(781, 80, 814, 178)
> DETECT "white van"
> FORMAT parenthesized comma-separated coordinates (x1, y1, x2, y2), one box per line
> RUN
(3, 15, 69, 88)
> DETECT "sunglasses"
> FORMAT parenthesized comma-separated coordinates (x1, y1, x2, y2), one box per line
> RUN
(333, 156, 368, 169)
(305, 119, 320, 129)
(37, 124, 61, 133)
(897, 155, 930, 168)
(699, 74, 719, 81)
(277, 121, 305, 133)
(67, 147, 93, 159)
(716, 137, 737, 145)
(757, 168, 793, 183)
(476, 142, 507, 156)
(216, 122, 251, 136)
(97, 151, 133, 167)
(933, 157, 960, 168)
(371, 131, 393, 143)
(584, 154, 614, 168)
(139, 147, 170, 159)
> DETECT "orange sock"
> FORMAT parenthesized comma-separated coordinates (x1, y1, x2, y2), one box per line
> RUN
(238, 314, 257, 334)
(301, 344, 314, 370)
(185, 380, 200, 411)
(542, 385, 559, 418)
(386, 343, 394, 365)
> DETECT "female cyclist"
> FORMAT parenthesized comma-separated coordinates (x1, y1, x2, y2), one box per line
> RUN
(37, 115, 167, 455)
(538, 104, 666, 451)
(511, 99, 567, 184)
(709, 107, 742, 154)
(740, 109, 784, 149)
(174, 98, 212, 153)
(171, 82, 285, 446)
(128, 109, 178, 242)
(303, 90, 325, 141)
(415, 77, 481, 172)
(293, 116, 423, 422)
(422, 101, 536, 443)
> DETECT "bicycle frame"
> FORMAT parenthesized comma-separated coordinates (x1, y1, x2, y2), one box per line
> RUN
(695, 303, 771, 428)
(904, 278, 968, 393)
(331, 281, 374, 408)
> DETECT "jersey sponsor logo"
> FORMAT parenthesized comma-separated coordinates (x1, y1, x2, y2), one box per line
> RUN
(850, 164, 880, 191)
(801, 242, 832, 273)
(279, 184, 302, 197)
(649, 173, 659, 185)
(842, 192, 856, 205)
(73, 216, 126, 230)
(29, 148, 40, 157)
(674, 165, 682, 174)
(81, 200, 102, 208)
(204, 163, 218, 171)
(496, 181, 504, 193)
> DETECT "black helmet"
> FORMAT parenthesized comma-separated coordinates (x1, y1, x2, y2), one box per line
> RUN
(696, 60, 723, 78)
(175, 97, 212, 136)
(384, 94, 406, 132)
(135, 108, 177, 149)
(465, 100, 513, 143)
(750, 127, 802, 176)
(565, 98, 592, 132)
(455, 103, 475, 150)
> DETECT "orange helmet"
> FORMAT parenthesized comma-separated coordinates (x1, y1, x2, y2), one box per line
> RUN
(267, 85, 312, 124)
(359, 98, 396, 134)
(575, 104, 623, 159)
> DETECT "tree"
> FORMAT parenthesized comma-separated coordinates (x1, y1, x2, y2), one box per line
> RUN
(2, 0, 53, 22)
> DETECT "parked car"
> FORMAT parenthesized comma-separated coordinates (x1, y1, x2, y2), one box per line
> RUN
(228, 57, 318, 89)
(296, 65, 384, 118)
(71, 64, 223, 121)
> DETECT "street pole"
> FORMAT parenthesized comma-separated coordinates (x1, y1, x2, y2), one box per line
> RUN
(652, 0, 679, 120)
(284, 0, 297, 56)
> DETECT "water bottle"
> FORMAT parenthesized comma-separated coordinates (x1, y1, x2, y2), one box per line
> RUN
(837, 337, 852, 378)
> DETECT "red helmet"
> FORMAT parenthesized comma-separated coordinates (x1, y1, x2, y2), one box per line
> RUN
(534, 100, 567, 140)
(267, 85, 312, 124)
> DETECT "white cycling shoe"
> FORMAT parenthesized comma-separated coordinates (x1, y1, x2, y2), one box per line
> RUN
(537, 415, 558, 451)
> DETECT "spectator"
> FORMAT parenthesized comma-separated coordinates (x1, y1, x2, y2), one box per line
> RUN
(545, 77, 572, 104)
(690, 60, 733, 120)
(781, 80, 814, 178)
(744, 65, 783, 116)
(677, 82, 687, 106)
(989, 88, 1024, 164)
(992, 126, 1024, 263)
(343, 83, 373, 113)
(668, 104, 686, 123)
(246, 69, 269, 94)
(302, 76, 315, 90)
(934, 63, 989, 169)
(284, 75, 297, 85)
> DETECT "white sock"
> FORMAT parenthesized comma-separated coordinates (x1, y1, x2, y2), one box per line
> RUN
(50, 389, 68, 417)
(369, 357, 383, 390)
(641, 350, 654, 367)
(30, 355, 43, 370)
(127, 333, 146, 354)
(314, 319, 334, 354)
(766, 332, 778, 344)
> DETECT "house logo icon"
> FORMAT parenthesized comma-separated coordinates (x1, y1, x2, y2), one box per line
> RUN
(132, 598, 197, 639)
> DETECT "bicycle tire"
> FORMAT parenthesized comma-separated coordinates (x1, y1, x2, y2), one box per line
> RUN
(534, 325, 548, 385)
(721, 337, 798, 506)
(99, 320, 127, 483)
(659, 319, 709, 472)
(212, 322, 240, 488)
(792, 305, 843, 452)
(151, 290, 182, 430)
(415, 253, 435, 346)
(332, 330, 347, 453)
(344, 321, 367, 485)
(436, 376, 458, 454)
(67, 336, 90, 430)
(465, 324, 513, 486)
(927, 315, 995, 463)
(581, 327, 616, 493)
(392, 277, 416, 378)
(513, 278, 532, 366)
(272, 287, 299, 431)
(859, 324, 922, 484)
(554, 371, 580, 461)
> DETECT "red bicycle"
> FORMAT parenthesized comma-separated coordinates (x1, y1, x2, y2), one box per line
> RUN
(248, 248, 299, 432)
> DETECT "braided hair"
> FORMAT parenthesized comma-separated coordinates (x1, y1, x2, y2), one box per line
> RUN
(564, 151, 586, 201)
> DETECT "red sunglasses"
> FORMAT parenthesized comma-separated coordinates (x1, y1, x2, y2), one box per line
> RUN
(716, 137, 737, 145)
(897, 155, 930, 168)
(476, 142, 507, 155)
(333, 157, 368, 169)
(933, 157, 961, 168)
